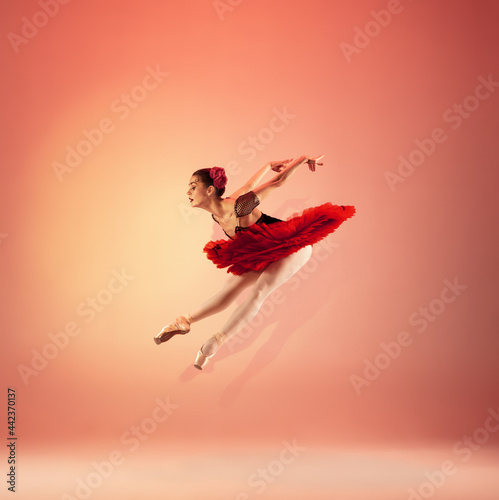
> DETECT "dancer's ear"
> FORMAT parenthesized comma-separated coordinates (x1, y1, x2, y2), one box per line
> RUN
(207, 185, 215, 197)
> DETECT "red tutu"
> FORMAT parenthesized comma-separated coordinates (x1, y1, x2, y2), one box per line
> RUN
(203, 203, 356, 275)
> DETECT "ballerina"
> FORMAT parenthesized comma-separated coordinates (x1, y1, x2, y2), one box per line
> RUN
(154, 155, 355, 370)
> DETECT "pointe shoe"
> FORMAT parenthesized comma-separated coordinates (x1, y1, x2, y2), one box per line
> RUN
(154, 315, 193, 345)
(194, 332, 227, 370)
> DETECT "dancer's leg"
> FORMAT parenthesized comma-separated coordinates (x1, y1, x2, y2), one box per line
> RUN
(155, 269, 260, 344)
(188, 270, 260, 323)
(200, 246, 313, 355)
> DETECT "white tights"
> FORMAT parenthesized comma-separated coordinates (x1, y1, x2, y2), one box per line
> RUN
(189, 246, 313, 355)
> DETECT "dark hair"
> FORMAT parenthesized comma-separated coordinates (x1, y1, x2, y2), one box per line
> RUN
(192, 168, 226, 197)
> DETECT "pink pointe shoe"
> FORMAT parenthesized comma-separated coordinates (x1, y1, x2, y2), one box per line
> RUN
(154, 315, 193, 345)
(194, 332, 227, 370)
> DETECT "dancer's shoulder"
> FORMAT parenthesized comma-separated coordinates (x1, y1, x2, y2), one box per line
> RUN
(234, 191, 260, 217)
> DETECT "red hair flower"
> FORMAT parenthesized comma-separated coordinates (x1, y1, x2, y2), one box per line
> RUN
(210, 167, 227, 190)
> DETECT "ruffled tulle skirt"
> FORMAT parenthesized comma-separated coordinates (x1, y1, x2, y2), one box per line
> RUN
(203, 203, 356, 275)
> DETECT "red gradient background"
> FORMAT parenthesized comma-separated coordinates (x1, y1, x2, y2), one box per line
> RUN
(1, 1, 499, 499)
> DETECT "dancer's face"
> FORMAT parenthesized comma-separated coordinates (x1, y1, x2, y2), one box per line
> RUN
(187, 176, 210, 208)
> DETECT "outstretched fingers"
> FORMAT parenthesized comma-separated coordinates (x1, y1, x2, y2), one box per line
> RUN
(306, 154, 325, 172)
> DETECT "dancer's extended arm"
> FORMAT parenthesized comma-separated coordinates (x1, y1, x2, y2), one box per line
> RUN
(253, 155, 324, 202)
(228, 159, 291, 198)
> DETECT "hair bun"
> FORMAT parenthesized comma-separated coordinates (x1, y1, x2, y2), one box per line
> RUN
(209, 167, 227, 190)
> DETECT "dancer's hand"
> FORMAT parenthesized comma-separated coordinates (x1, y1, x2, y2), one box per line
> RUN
(269, 159, 292, 172)
(304, 154, 325, 172)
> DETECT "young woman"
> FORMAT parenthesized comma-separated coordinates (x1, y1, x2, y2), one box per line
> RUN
(154, 155, 355, 370)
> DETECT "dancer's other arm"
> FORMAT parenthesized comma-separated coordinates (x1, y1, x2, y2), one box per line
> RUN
(253, 155, 324, 202)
